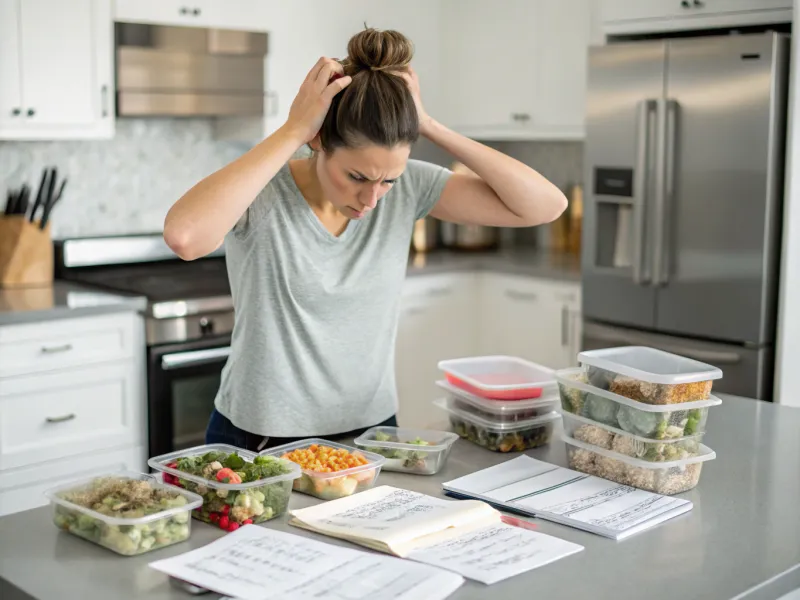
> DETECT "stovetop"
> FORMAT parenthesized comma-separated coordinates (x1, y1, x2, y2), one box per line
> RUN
(65, 258, 231, 302)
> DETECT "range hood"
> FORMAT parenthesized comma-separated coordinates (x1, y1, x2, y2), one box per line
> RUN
(115, 23, 267, 117)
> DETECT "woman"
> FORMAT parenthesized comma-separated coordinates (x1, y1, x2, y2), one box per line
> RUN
(163, 28, 567, 452)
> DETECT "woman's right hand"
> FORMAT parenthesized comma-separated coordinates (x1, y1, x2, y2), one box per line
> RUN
(286, 57, 352, 143)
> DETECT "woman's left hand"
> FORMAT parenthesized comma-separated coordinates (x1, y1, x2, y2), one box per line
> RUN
(399, 66, 434, 136)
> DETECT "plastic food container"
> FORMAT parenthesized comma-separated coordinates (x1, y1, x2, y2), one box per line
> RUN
(563, 434, 716, 495)
(436, 379, 558, 423)
(261, 439, 385, 500)
(149, 444, 300, 529)
(433, 397, 560, 452)
(556, 368, 721, 440)
(438, 356, 557, 400)
(353, 426, 459, 475)
(562, 411, 703, 462)
(578, 346, 723, 405)
(45, 470, 202, 556)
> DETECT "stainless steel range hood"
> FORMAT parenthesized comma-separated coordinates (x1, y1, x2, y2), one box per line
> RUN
(115, 23, 267, 117)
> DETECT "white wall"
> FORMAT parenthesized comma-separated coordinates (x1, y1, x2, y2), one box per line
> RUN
(774, 1, 800, 407)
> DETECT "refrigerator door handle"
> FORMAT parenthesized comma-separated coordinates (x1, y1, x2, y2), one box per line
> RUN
(653, 99, 678, 287)
(633, 99, 656, 285)
(583, 325, 742, 365)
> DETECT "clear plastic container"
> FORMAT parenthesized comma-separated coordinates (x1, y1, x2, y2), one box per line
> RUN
(353, 426, 459, 475)
(436, 379, 558, 423)
(562, 411, 703, 462)
(148, 444, 300, 530)
(578, 346, 723, 405)
(437, 356, 557, 400)
(261, 439, 385, 500)
(556, 368, 721, 440)
(563, 434, 716, 495)
(433, 397, 560, 452)
(45, 470, 202, 556)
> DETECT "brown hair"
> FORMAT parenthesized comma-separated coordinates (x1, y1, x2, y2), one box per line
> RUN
(318, 28, 419, 152)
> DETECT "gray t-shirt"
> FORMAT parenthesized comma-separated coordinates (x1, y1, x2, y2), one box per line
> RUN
(215, 158, 452, 436)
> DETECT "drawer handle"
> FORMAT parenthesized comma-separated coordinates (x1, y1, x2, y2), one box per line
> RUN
(41, 343, 73, 354)
(46, 413, 76, 424)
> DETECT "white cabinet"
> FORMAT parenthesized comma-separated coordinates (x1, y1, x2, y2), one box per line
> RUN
(439, 0, 594, 141)
(395, 273, 479, 429)
(0, 0, 114, 140)
(113, 0, 266, 31)
(480, 274, 581, 370)
(0, 312, 147, 515)
(601, 0, 791, 35)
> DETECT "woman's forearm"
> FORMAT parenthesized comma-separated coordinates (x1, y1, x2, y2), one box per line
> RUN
(421, 119, 567, 224)
(163, 124, 305, 260)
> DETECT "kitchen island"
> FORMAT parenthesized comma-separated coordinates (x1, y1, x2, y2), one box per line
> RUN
(1, 395, 799, 600)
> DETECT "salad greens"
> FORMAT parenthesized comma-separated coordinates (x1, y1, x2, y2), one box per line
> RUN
(450, 417, 553, 452)
(53, 477, 191, 556)
(365, 431, 435, 473)
(165, 451, 295, 531)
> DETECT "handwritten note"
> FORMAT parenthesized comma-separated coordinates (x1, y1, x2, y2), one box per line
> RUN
(149, 525, 464, 600)
(408, 523, 584, 585)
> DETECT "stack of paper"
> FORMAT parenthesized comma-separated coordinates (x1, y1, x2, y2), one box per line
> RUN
(442, 455, 692, 540)
(288, 485, 583, 584)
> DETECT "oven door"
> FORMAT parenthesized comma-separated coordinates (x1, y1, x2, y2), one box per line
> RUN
(147, 336, 231, 457)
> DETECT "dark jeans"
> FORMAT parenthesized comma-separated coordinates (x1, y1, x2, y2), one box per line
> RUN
(205, 408, 398, 452)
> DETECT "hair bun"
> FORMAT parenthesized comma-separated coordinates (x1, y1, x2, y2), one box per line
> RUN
(345, 28, 413, 74)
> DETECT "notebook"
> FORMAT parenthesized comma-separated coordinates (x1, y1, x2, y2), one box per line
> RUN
(442, 455, 692, 540)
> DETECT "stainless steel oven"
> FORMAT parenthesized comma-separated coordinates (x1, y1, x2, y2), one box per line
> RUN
(148, 334, 231, 457)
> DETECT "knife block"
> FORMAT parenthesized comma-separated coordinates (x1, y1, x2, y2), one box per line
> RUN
(0, 216, 53, 288)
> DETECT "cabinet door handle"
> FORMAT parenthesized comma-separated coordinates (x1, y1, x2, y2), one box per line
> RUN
(40, 343, 73, 354)
(11, 108, 20, 116)
(681, 0, 691, 7)
(26, 108, 35, 117)
(179, 7, 190, 14)
(192, 7, 201, 15)
(46, 413, 76, 424)
(101, 85, 108, 117)
(505, 290, 538, 302)
(693, 0, 703, 6)
(561, 305, 569, 346)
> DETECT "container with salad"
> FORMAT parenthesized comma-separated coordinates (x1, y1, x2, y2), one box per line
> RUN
(555, 368, 721, 440)
(45, 471, 202, 556)
(261, 439, 385, 500)
(149, 444, 300, 531)
(577, 346, 722, 405)
(353, 426, 459, 475)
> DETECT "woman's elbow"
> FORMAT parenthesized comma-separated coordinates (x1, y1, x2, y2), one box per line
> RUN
(525, 188, 568, 226)
(164, 217, 204, 261)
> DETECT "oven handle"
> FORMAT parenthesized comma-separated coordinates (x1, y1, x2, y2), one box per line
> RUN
(161, 347, 231, 370)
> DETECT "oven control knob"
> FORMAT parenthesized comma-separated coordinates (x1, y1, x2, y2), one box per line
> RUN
(199, 317, 214, 335)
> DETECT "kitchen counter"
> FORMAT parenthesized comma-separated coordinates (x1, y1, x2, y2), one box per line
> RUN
(2, 395, 799, 600)
(406, 247, 581, 282)
(0, 281, 147, 326)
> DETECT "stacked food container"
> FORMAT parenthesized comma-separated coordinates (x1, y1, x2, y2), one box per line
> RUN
(434, 356, 562, 452)
(555, 346, 722, 495)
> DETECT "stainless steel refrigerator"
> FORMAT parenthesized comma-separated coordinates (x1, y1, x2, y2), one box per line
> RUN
(581, 32, 789, 400)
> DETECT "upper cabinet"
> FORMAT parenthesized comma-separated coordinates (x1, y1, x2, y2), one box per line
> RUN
(0, 0, 114, 140)
(113, 0, 267, 32)
(601, 0, 792, 35)
(438, 0, 597, 141)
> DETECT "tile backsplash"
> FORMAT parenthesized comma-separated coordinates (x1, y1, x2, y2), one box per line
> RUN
(1, 119, 583, 241)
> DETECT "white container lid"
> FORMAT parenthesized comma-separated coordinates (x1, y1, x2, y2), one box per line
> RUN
(353, 426, 459, 452)
(562, 433, 717, 470)
(555, 368, 723, 413)
(578, 346, 723, 385)
(44, 470, 203, 527)
(437, 356, 558, 393)
(436, 379, 559, 414)
(433, 397, 562, 433)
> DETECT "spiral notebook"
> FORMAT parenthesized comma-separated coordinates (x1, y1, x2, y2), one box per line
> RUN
(442, 456, 692, 540)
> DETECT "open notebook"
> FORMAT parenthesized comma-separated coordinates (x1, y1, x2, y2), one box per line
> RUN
(442, 455, 693, 540)
(288, 485, 583, 584)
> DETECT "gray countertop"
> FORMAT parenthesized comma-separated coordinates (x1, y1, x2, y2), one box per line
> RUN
(2, 395, 799, 600)
(406, 247, 582, 282)
(0, 281, 147, 326)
